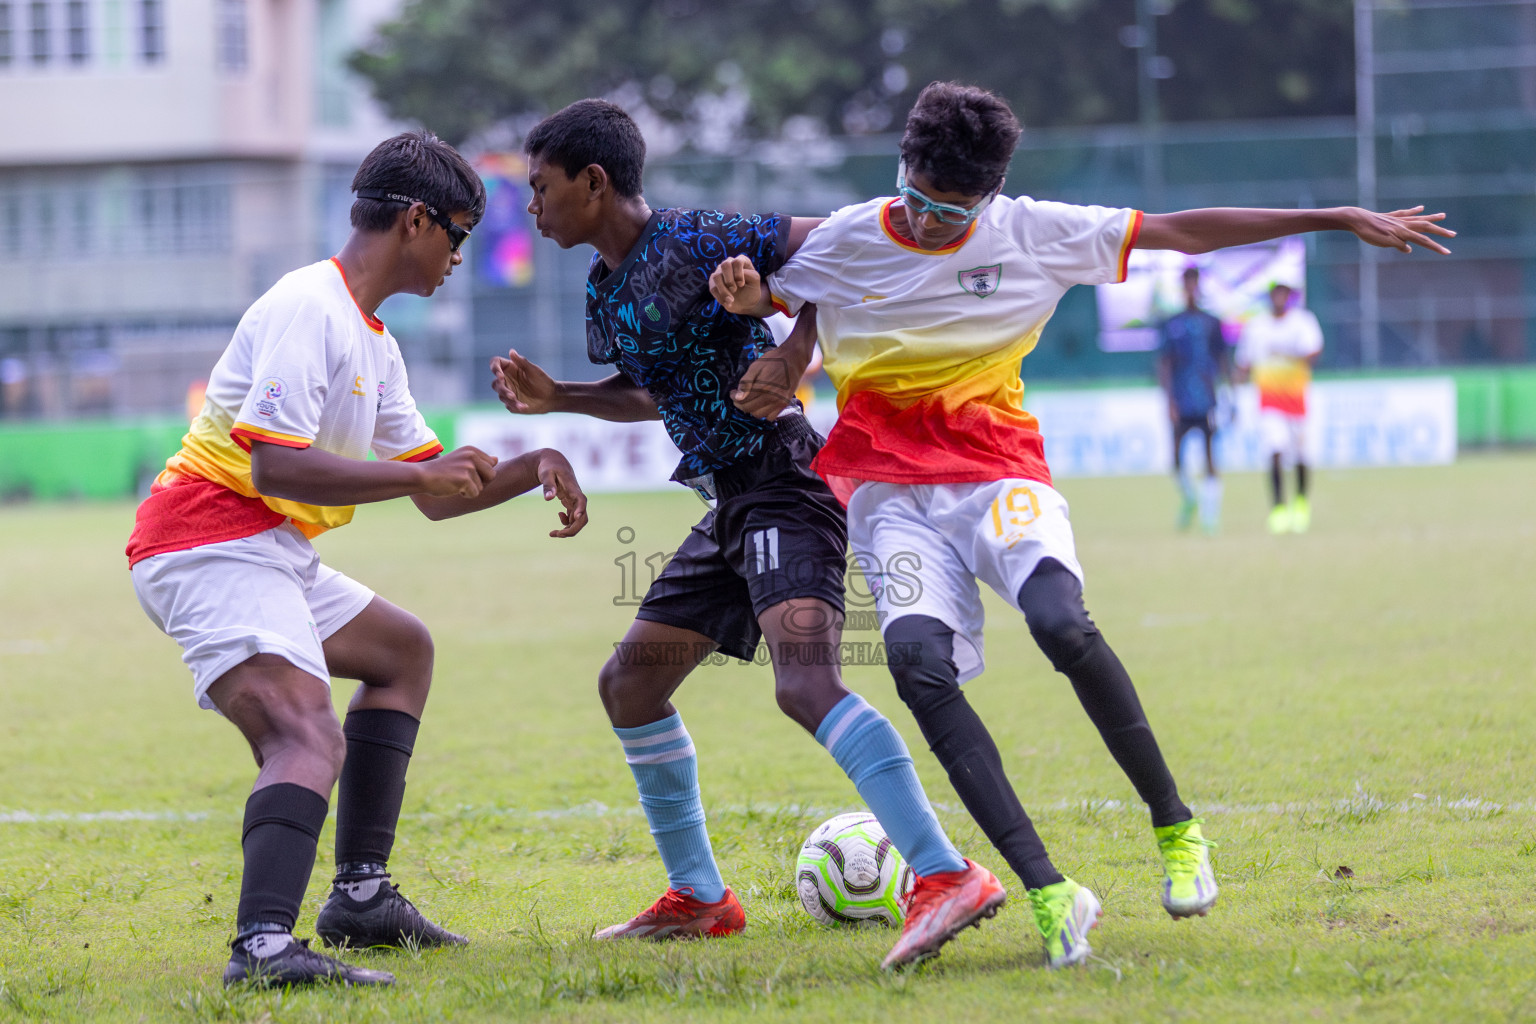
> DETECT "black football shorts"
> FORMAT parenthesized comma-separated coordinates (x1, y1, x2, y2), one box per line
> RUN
(636, 415, 848, 661)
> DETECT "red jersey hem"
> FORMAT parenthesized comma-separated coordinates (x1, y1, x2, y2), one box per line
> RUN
(125, 476, 288, 567)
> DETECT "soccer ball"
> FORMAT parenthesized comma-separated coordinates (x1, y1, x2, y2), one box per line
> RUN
(796, 811, 915, 927)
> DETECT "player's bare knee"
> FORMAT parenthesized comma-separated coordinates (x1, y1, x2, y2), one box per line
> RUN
(254, 697, 344, 778)
(310, 716, 348, 779)
(773, 672, 836, 731)
(380, 613, 435, 686)
(597, 656, 636, 722)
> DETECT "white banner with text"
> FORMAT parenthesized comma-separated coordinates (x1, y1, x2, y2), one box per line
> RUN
(455, 378, 1455, 491)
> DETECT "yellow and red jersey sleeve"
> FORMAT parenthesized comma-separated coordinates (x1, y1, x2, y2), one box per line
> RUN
(230, 421, 313, 451)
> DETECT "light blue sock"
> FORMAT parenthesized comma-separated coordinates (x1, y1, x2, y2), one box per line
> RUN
(1201, 476, 1223, 530)
(1177, 464, 1196, 504)
(615, 714, 726, 903)
(815, 693, 967, 877)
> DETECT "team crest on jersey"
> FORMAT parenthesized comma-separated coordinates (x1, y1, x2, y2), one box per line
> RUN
(958, 264, 1002, 298)
(638, 293, 670, 333)
(254, 378, 287, 419)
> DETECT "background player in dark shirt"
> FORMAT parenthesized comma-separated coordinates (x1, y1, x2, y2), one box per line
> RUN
(490, 100, 1004, 970)
(1158, 267, 1231, 533)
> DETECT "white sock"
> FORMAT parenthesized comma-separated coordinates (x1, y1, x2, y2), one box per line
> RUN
(239, 931, 294, 958)
(336, 876, 385, 902)
(1200, 477, 1223, 528)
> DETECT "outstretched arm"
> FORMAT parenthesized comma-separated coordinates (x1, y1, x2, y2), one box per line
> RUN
(412, 447, 589, 536)
(1137, 206, 1454, 255)
(491, 350, 659, 422)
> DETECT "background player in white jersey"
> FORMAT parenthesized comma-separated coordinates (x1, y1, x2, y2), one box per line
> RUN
(1236, 282, 1325, 533)
(710, 81, 1453, 968)
(126, 131, 588, 987)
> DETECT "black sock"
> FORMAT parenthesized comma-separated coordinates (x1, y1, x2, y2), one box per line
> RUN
(334, 708, 420, 876)
(1019, 561, 1192, 829)
(236, 783, 329, 936)
(1296, 463, 1309, 499)
(887, 615, 1064, 890)
(1270, 456, 1285, 507)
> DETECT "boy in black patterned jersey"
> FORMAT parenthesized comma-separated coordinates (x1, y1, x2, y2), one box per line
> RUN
(492, 99, 1004, 970)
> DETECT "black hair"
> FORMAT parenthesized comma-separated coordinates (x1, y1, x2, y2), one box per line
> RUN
(350, 130, 486, 232)
(899, 82, 1021, 197)
(523, 99, 645, 199)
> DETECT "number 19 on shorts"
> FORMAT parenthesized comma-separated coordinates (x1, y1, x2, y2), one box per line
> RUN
(989, 486, 1040, 548)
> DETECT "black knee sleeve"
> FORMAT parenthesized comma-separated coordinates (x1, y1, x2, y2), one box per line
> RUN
(1017, 559, 1097, 671)
(1017, 559, 1192, 828)
(884, 614, 1063, 889)
(887, 615, 963, 713)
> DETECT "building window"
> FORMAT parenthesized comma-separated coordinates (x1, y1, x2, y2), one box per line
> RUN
(0, 192, 20, 257)
(137, 0, 158, 62)
(216, 0, 245, 72)
(67, 188, 93, 255)
(28, 0, 49, 65)
(65, 0, 86, 64)
(0, 4, 13, 68)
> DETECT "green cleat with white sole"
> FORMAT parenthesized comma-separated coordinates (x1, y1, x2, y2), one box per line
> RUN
(1027, 878, 1101, 968)
(1155, 818, 1218, 918)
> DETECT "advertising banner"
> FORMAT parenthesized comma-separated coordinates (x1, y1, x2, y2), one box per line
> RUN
(1097, 238, 1307, 352)
(455, 378, 1455, 492)
(1032, 378, 1457, 477)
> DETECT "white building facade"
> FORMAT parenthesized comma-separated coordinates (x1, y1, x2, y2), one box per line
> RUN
(0, 0, 428, 419)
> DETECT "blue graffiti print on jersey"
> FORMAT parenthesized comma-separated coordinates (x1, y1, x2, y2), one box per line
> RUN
(586, 209, 792, 481)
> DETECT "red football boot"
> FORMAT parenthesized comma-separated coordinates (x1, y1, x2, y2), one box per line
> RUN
(594, 887, 746, 940)
(882, 859, 1006, 969)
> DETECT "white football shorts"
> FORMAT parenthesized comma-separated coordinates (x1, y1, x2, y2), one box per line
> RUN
(845, 479, 1084, 684)
(131, 522, 375, 710)
(1259, 408, 1309, 463)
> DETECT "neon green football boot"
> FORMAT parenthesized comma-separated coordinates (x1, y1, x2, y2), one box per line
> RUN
(1289, 494, 1311, 533)
(1154, 818, 1218, 918)
(1266, 503, 1291, 534)
(1027, 878, 1101, 968)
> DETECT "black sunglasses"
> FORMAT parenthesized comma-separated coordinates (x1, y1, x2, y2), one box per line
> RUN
(355, 188, 471, 252)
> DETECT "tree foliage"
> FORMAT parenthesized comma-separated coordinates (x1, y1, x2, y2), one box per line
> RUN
(350, 0, 1354, 146)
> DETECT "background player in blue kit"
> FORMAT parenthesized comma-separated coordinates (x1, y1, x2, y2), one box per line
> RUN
(1158, 267, 1231, 533)
(490, 99, 1005, 970)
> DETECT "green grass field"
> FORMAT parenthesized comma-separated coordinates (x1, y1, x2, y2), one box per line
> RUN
(2, 453, 1534, 1022)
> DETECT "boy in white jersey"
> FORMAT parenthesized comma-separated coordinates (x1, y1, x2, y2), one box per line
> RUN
(126, 131, 588, 988)
(1236, 282, 1325, 533)
(711, 81, 1453, 968)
